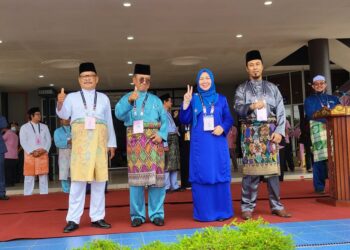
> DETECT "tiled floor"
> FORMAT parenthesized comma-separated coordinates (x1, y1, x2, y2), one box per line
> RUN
(1, 219, 350, 249)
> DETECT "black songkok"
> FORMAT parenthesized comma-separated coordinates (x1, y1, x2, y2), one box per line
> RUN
(246, 50, 263, 64)
(160, 93, 171, 102)
(134, 64, 151, 75)
(27, 107, 40, 117)
(79, 62, 97, 75)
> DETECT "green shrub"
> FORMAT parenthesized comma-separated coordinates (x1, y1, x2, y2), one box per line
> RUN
(72, 239, 130, 250)
(72, 218, 295, 250)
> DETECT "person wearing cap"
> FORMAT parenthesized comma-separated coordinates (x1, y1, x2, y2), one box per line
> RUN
(115, 64, 168, 227)
(57, 62, 117, 233)
(234, 50, 291, 220)
(19, 107, 51, 196)
(180, 68, 234, 222)
(304, 75, 340, 193)
(53, 118, 72, 193)
(0, 115, 9, 200)
(159, 94, 181, 193)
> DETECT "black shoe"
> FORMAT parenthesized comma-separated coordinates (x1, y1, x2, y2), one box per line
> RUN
(131, 218, 143, 227)
(63, 221, 79, 233)
(91, 219, 111, 229)
(152, 217, 164, 226)
(0, 195, 9, 200)
(173, 188, 186, 192)
(166, 189, 172, 194)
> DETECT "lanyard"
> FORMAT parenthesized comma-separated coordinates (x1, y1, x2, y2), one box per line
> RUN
(133, 93, 149, 117)
(80, 90, 97, 113)
(185, 125, 190, 131)
(316, 94, 330, 108)
(30, 122, 40, 135)
(198, 94, 214, 115)
(248, 80, 266, 98)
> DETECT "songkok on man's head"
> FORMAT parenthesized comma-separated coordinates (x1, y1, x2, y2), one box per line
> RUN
(27, 107, 40, 116)
(312, 75, 326, 83)
(160, 93, 171, 102)
(79, 62, 97, 75)
(134, 64, 151, 75)
(246, 50, 263, 64)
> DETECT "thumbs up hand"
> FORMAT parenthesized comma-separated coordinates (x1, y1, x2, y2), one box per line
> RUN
(57, 88, 66, 104)
(128, 86, 139, 103)
(57, 88, 66, 111)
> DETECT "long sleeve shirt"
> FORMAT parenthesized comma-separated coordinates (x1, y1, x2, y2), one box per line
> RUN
(19, 122, 51, 154)
(304, 93, 340, 123)
(234, 80, 286, 136)
(56, 89, 117, 147)
(54, 126, 71, 149)
(115, 91, 168, 141)
(3, 130, 19, 159)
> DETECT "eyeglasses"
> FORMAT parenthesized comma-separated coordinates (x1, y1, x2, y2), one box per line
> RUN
(34, 113, 41, 116)
(138, 77, 151, 84)
(80, 74, 97, 79)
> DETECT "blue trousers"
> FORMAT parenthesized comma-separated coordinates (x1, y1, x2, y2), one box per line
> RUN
(0, 154, 5, 196)
(129, 186, 165, 222)
(165, 171, 179, 190)
(313, 160, 328, 192)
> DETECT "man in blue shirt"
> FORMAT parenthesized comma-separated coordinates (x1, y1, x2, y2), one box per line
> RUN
(304, 75, 340, 193)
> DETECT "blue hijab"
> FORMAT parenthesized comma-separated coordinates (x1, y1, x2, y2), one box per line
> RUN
(192, 68, 219, 127)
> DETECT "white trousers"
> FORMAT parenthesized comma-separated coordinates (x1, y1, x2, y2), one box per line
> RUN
(66, 181, 106, 224)
(24, 175, 48, 195)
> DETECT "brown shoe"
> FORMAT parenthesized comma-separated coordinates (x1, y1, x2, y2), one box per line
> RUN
(241, 211, 253, 220)
(272, 209, 292, 218)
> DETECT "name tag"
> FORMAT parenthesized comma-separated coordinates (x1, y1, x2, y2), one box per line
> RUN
(203, 115, 215, 131)
(133, 120, 144, 134)
(85, 116, 96, 130)
(184, 131, 190, 141)
(257, 107, 268, 121)
(35, 136, 41, 145)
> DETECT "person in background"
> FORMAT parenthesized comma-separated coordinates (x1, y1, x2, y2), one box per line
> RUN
(226, 125, 238, 171)
(160, 94, 182, 193)
(180, 68, 234, 222)
(54, 118, 72, 193)
(19, 107, 51, 196)
(10, 122, 24, 183)
(304, 75, 340, 193)
(0, 115, 9, 200)
(2, 124, 19, 187)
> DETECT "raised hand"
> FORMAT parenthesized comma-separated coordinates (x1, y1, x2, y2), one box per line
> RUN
(128, 86, 139, 103)
(184, 85, 193, 103)
(57, 88, 66, 104)
(57, 88, 66, 111)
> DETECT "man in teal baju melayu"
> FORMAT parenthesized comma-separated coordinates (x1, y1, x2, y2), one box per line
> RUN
(115, 64, 168, 227)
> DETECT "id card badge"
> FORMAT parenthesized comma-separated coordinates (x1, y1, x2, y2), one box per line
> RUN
(184, 131, 190, 141)
(35, 135, 41, 145)
(85, 116, 96, 130)
(203, 115, 215, 131)
(257, 107, 268, 121)
(133, 120, 144, 134)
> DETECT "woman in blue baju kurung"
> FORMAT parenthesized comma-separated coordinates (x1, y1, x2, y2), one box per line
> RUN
(179, 68, 234, 222)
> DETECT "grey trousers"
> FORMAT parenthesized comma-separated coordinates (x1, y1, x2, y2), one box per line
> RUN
(241, 175, 284, 212)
